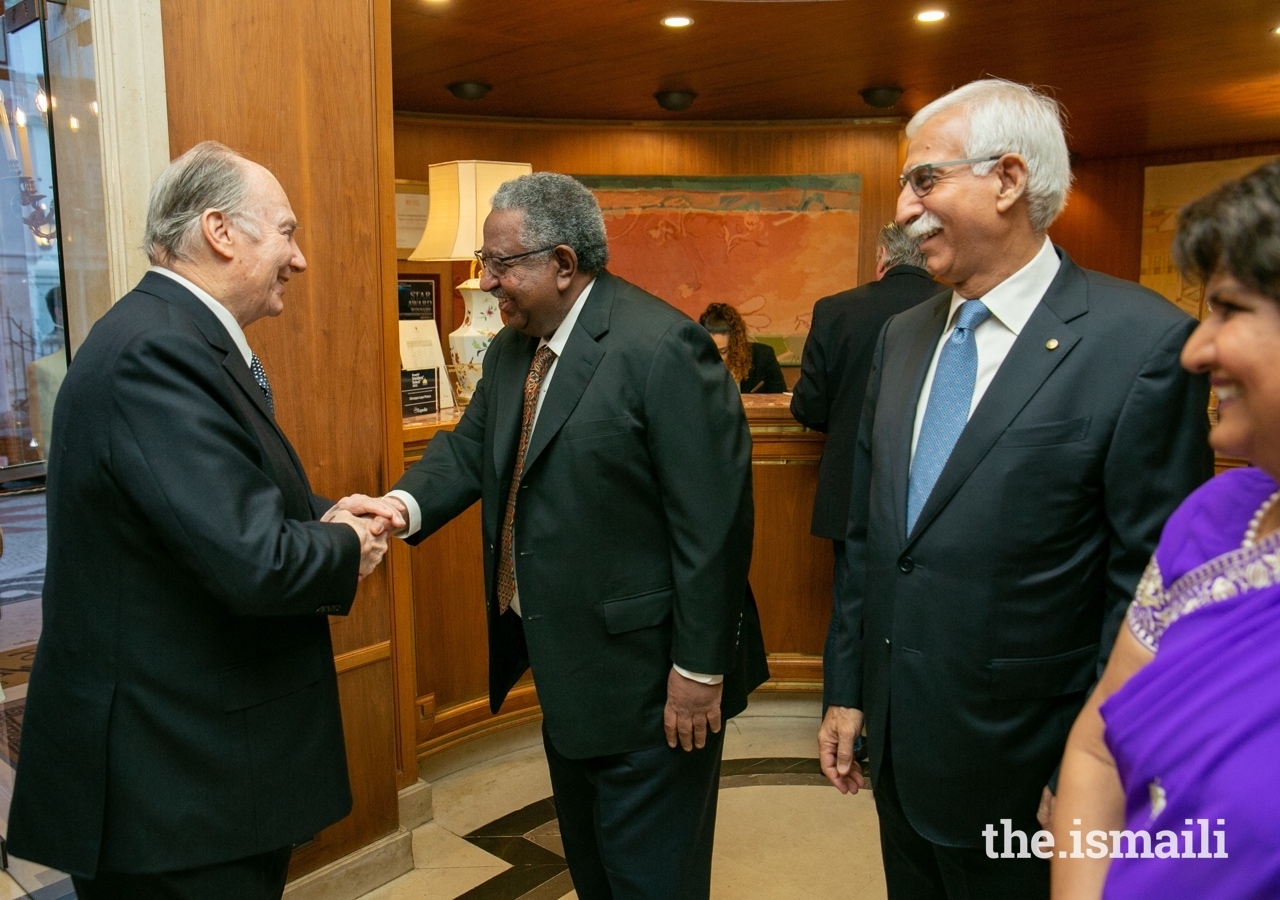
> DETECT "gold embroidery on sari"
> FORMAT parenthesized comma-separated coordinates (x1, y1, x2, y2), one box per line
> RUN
(1125, 534, 1280, 654)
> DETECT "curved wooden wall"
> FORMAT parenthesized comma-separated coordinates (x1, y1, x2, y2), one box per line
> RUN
(160, 0, 403, 879)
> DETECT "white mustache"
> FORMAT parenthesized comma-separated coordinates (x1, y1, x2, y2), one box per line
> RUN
(905, 212, 943, 240)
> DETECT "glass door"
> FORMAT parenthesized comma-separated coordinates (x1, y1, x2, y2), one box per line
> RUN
(0, 0, 100, 896)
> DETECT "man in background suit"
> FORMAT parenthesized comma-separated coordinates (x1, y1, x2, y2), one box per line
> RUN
(8, 142, 388, 900)
(335, 172, 766, 900)
(791, 222, 939, 659)
(818, 79, 1213, 898)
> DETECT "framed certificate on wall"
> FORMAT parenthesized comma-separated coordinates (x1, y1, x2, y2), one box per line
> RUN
(395, 179, 431, 259)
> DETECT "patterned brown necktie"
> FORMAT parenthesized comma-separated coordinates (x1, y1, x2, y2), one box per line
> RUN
(496, 345, 557, 614)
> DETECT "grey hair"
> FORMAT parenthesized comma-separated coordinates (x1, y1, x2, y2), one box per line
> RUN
(878, 222, 926, 269)
(144, 141, 261, 265)
(906, 78, 1074, 232)
(489, 172, 609, 274)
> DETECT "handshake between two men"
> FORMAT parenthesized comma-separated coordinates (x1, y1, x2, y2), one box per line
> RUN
(322, 494, 410, 580)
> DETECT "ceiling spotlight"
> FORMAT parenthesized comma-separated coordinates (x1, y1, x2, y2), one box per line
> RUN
(916, 9, 947, 22)
(662, 15, 693, 27)
(446, 81, 492, 100)
(655, 90, 697, 112)
(859, 87, 903, 109)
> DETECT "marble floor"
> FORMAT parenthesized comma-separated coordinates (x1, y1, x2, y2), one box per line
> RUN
(360, 694, 886, 900)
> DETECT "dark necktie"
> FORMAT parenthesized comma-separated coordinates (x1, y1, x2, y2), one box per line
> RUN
(907, 299, 991, 535)
(250, 353, 274, 414)
(496, 345, 557, 614)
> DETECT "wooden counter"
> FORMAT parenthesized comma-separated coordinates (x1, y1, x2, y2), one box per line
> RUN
(403, 393, 829, 758)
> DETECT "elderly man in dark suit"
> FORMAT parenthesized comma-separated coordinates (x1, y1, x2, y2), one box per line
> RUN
(818, 79, 1213, 898)
(7, 142, 388, 900)
(336, 172, 765, 900)
(791, 222, 939, 659)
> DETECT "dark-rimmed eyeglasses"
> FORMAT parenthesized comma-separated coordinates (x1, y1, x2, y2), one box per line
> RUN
(898, 155, 1004, 197)
(473, 245, 559, 277)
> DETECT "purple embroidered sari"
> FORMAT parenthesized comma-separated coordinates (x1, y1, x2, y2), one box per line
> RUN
(1101, 466, 1280, 898)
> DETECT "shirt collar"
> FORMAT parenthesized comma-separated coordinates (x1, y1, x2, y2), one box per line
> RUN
(946, 236, 1060, 336)
(149, 265, 254, 366)
(540, 277, 595, 356)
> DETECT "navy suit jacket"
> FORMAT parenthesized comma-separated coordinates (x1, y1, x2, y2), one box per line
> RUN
(791, 265, 941, 538)
(824, 250, 1213, 845)
(9, 272, 361, 876)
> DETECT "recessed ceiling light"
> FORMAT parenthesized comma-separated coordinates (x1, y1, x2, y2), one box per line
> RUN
(662, 15, 693, 28)
(916, 9, 947, 22)
(1273, 24, 1280, 34)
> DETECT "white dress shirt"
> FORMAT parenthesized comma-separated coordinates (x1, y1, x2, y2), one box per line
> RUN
(149, 266, 255, 367)
(910, 237, 1061, 459)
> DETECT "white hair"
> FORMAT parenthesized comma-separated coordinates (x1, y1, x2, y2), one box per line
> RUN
(906, 78, 1073, 232)
(144, 141, 261, 265)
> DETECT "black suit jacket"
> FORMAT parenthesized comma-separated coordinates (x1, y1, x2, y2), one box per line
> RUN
(395, 270, 766, 760)
(824, 250, 1213, 845)
(791, 265, 940, 538)
(8, 272, 362, 877)
(739, 342, 786, 394)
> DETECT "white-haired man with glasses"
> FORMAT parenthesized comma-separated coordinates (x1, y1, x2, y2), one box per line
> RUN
(332, 172, 768, 900)
(817, 78, 1213, 898)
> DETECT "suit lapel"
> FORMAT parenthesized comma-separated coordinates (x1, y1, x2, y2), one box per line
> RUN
(906, 252, 1089, 546)
(886, 293, 951, 548)
(521, 275, 612, 474)
(135, 272, 314, 509)
(491, 331, 538, 483)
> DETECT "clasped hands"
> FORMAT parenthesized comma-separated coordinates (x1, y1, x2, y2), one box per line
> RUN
(322, 494, 408, 580)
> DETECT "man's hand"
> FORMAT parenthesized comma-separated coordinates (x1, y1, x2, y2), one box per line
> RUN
(1037, 785, 1055, 830)
(323, 494, 407, 535)
(663, 667, 723, 751)
(328, 509, 389, 579)
(818, 705, 867, 794)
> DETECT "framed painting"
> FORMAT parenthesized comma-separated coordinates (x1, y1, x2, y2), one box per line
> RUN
(574, 174, 861, 363)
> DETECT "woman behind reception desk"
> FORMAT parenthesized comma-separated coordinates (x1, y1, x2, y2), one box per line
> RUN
(700, 302, 786, 393)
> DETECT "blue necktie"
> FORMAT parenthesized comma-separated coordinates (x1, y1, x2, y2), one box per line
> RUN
(907, 299, 991, 535)
(250, 353, 274, 414)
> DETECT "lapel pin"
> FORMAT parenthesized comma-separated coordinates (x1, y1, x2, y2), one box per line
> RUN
(1046, 338, 1060, 351)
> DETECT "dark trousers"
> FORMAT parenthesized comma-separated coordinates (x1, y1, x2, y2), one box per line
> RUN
(71, 847, 292, 900)
(543, 724, 724, 900)
(873, 750, 1048, 900)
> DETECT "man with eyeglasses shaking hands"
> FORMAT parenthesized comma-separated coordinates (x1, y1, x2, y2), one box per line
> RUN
(331, 172, 767, 900)
(817, 79, 1212, 898)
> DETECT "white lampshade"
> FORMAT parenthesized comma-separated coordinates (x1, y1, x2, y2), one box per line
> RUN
(409, 160, 533, 261)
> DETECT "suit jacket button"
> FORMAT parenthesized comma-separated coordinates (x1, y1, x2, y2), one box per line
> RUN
(884, 637, 891, 646)
(898, 556, 914, 573)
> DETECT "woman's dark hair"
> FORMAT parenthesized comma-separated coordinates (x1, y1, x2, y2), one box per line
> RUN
(1173, 159, 1280, 301)
(698, 302, 752, 383)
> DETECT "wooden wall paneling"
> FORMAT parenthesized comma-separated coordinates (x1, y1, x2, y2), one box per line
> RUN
(410, 500, 490, 714)
(289, 659, 400, 880)
(160, 0, 400, 872)
(750, 462, 833, 656)
(375, 0, 422, 792)
(1048, 156, 1146, 281)
(1050, 141, 1280, 282)
(394, 116, 903, 288)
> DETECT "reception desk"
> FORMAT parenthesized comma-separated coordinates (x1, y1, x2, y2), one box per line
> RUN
(402, 392, 830, 758)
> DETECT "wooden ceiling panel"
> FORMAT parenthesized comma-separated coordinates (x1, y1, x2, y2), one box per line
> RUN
(390, 0, 1280, 157)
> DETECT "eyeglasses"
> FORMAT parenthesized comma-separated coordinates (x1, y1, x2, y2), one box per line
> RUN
(473, 244, 559, 277)
(898, 155, 1004, 197)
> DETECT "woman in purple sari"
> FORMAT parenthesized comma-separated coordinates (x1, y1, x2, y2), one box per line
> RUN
(1053, 158, 1280, 899)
